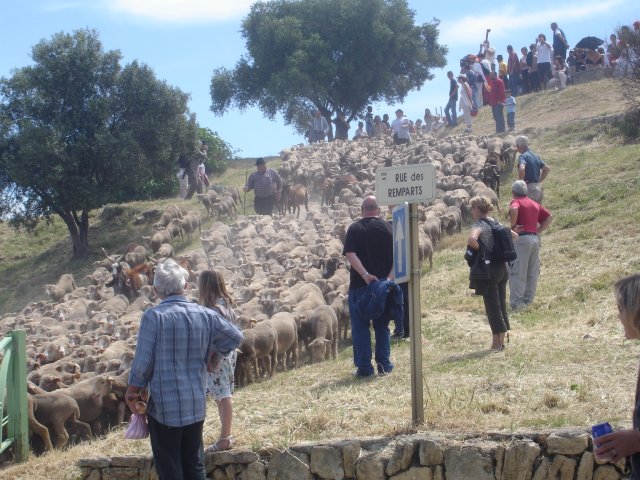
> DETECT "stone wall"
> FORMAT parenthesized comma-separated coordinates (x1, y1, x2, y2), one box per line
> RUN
(77, 429, 628, 480)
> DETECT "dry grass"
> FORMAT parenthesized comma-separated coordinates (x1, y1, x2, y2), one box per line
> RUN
(3, 78, 640, 479)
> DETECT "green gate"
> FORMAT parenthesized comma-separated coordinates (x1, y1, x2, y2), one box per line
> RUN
(0, 330, 29, 462)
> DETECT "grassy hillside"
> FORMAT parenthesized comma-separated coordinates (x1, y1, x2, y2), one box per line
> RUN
(3, 77, 640, 479)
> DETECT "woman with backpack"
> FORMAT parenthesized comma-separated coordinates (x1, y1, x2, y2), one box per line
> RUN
(465, 196, 514, 351)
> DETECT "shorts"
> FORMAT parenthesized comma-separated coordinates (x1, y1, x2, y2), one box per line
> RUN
(206, 350, 237, 400)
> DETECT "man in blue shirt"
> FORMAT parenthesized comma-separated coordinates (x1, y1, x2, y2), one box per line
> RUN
(516, 135, 551, 204)
(126, 259, 243, 480)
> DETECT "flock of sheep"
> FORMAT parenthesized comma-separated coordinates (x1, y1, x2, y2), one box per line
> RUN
(0, 129, 516, 453)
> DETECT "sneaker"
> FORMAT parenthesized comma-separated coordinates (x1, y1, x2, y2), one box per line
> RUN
(391, 332, 404, 339)
(352, 370, 375, 379)
(378, 370, 393, 377)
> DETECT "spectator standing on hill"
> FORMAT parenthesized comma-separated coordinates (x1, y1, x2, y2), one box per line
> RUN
(457, 74, 473, 133)
(364, 106, 374, 137)
(527, 43, 540, 93)
(391, 109, 411, 145)
(423, 108, 434, 133)
(372, 115, 388, 137)
(551, 23, 569, 60)
(520, 47, 530, 94)
(444, 71, 458, 127)
(472, 56, 487, 107)
(507, 45, 521, 95)
(487, 71, 506, 133)
(505, 89, 516, 133)
(382, 113, 391, 129)
(508, 181, 553, 311)
(594, 273, 640, 475)
(343, 196, 397, 377)
(466, 196, 513, 351)
(536, 34, 554, 89)
(497, 55, 508, 84)
(126, 259, 243, 480)
(244, 157, 282, 215)
(516, 135, 550, 204)
(308, 110, 329, 143)
(333, 111, 350, 141)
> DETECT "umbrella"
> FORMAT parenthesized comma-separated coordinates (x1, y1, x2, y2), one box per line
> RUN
(575, 36, 604, 50)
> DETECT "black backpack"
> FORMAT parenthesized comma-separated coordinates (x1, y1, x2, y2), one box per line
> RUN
(479, 218, 517, 263)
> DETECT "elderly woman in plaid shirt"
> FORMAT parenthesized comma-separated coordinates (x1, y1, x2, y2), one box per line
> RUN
(126, 259, 242, 480)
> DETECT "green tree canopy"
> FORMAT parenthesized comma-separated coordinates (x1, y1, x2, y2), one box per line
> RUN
(210, 0, 447, 135)
(198, 127, 238, 174)
(0, 29, 196, 257)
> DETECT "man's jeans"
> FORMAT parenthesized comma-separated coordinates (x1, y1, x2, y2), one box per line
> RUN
(148, 416, 206, 480)
(445, 98, 457, 126)
(348, 286, 393, 376)
(508, 73, 521, 96)
(508, 234, 541, 309)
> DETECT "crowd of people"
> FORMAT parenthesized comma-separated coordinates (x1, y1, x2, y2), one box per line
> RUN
(303, 19, 639, 144)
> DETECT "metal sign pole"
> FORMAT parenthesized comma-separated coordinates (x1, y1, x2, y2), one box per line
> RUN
(409, 202, 424, 425)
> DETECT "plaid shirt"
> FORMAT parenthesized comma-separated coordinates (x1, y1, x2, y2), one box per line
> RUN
(129, 295, 243, 427)
(245, 168, 282, 198)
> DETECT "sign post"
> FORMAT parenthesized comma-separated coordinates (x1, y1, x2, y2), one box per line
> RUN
(377, 164, 435, 425)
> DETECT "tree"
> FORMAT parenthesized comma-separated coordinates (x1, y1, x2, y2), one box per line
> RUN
(198, 127, 238, 175)
(210, 0, 447, 137)
(616, 23, 640, 138)
(0, 29, 197, 257)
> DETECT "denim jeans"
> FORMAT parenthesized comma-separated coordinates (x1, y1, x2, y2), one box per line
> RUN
(508, 73, 521, 96)
(148, 416, 206, 480)
(444, 98, 457, 126)
(507, 112, 516, 129)
(348, 286, 393, 375)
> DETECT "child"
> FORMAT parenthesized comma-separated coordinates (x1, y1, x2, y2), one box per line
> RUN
(199, 270, 239, 453)
(354, 121, 368, 140)
(505, 89, 517, 133)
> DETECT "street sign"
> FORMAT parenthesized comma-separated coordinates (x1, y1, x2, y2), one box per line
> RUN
(376, 164, 436, 206)
(392, 203, 409, 284)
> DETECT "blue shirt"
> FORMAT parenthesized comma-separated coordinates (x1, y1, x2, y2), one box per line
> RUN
(518, 149, 546, 183)
(505, 96, 516, 113)
(129, 295, 243, 427)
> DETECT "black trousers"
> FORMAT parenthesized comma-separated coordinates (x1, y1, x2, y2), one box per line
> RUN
(482, 262, 510, 334)
(148, 415, 206, 480)
(254, 194, 275, 215)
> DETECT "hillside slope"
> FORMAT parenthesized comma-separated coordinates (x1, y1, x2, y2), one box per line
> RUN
(2, 77, 639, 479)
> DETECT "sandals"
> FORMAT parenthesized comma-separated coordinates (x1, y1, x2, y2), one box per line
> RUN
(205, 435, 236, 453)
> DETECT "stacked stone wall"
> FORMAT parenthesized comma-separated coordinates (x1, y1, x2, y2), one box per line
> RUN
(78, 429, 628, 480)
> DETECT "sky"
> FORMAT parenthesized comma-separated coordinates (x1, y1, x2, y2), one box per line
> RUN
(1, 0, 638, 158)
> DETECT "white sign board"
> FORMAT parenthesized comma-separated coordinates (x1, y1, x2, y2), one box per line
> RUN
(375, 164, 436, 206)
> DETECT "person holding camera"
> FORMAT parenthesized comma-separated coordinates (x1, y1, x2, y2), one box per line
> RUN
(594, 273, 640, 476)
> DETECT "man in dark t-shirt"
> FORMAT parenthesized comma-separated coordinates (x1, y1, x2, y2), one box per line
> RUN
(444, 71, 459, 127)
(343, 196, 394, 377)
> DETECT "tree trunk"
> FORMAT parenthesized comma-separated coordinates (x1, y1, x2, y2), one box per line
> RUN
(60, 210, 90, 258)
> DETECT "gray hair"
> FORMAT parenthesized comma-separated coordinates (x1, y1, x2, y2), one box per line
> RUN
(512, 180, 528, 196)
(516, 135, 529, 148)
(153, 259, 188, 297)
